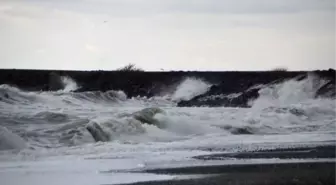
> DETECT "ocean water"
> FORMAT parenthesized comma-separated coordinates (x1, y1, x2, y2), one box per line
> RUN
(0, 76, 335, 185)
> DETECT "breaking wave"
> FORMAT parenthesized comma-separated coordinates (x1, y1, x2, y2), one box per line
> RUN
(69, 90, 127, 103)
(171, 77, 211, 101)
(0, 126, 26, 151)
(60, 76, 79, 92)
(0, 74, 334, 152)
(0, 84, 40, 104)
(178, 73, 335, 108)
(0, 84, 128, 106)
(249, 74, 331, 109)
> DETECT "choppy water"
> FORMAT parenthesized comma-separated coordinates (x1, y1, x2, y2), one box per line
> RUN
(0, 75, 335, 185)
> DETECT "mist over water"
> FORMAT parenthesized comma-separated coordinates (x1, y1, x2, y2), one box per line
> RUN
(60, 76, 79, 92)
(0, 74, 335, 184)
(170, 77, 211, 101)
(250, 74, 329, 108)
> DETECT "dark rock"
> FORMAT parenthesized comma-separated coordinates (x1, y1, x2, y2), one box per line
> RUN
(329, 68, 335, 71)
(178, 88, 261, 108)
(316, 81, 336, 98)
(0, 69, 334, 108)
(177, 72, 335, 107)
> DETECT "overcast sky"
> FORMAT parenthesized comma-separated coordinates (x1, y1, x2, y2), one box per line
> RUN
(0, 0, 335, 71)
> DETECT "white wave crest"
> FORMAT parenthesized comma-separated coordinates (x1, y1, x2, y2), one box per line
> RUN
(60, 76, 79, 92)
(87, 118, 146, 142)
(0, 84, 40, 104)
(171, 77, 211, 101)
(0, 126, 26, 151)
(0, 84, 21, 92)
(249, 74, 329, 109)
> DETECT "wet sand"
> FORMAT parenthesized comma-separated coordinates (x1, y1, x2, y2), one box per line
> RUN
(116, 162, 335, 185)
(116, 145, 336, 185)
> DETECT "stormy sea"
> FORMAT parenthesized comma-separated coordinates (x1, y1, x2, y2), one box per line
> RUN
(0, 69, 335, 185)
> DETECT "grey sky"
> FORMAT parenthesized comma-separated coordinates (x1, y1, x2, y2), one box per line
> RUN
(0, 0, 335, 71)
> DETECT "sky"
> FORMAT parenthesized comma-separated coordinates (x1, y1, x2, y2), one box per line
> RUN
(0, 0, 335, 71)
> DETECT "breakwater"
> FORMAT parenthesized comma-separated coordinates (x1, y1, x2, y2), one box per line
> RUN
(0, 69, 334, 107)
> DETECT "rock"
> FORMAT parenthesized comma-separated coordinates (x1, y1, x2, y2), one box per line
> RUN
(315, 81, 335, 98)
(177, 72, 336, 107)
(0, 69, 334, 103)
(177, 86, 261, 107)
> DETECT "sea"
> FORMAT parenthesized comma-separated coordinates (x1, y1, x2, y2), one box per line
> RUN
(0, 75, 335, 185)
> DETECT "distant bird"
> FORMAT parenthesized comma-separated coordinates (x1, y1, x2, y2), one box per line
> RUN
(104, 21, 108, 23)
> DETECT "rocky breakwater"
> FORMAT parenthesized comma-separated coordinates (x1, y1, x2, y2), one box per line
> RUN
(0, 69, 334, 107)
(0, 69, 187, 97)
(177, 69, 336, 107)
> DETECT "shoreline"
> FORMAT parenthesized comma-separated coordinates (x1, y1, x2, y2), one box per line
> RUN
(116, 161, 336, 185)
(114, 145, 336, 185)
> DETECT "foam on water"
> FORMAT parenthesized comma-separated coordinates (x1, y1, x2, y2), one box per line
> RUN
(171, 77, 211, 101)
(0, 76, 334, 149)
(0, 75, 335, 184)
(249, 74, 330, 109)
(0, 84, 40, 105)
(60, 76, 79, 92)
(0, 126, 26, 151)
